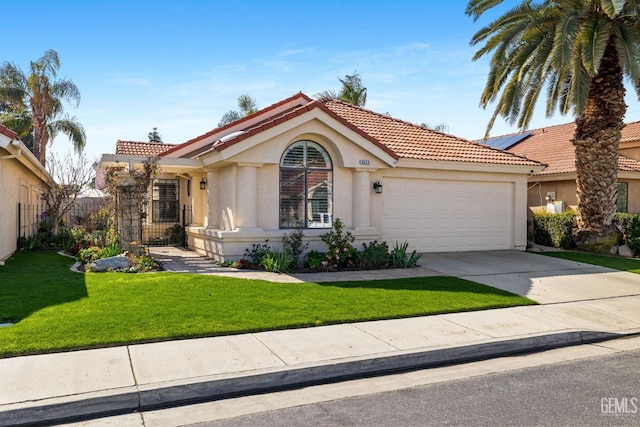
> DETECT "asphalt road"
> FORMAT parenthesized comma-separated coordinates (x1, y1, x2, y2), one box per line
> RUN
(189, 348, 640, 427)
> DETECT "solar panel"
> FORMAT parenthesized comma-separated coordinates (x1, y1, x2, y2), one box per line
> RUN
(481, 132, 532, 150)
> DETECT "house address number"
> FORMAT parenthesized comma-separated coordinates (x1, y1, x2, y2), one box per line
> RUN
(359, 159, 370, 165)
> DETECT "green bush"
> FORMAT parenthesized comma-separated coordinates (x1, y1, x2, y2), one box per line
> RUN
(306, 250, 325, 269)
(320, 218, 357, 268)
(282, 228, 309, 267)
(129, 253, 159, 272)
(615, 213, 640, 253)
(164, 224, 185, 246)
(360, 241, 390, 269)
(261, 250, 294, 273)
(244, 240, 271, 265)
(390, 241, 422, 268)
(532, 211, 577, 249)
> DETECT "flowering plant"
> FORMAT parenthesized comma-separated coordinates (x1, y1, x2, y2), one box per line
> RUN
(320, 218, 357, 268)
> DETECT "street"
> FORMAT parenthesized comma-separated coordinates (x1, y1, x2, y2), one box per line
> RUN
(71, 336, 640, 426)
(191, 345, 640, 426)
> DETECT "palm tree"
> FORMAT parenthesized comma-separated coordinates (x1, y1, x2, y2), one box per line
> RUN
(315, 71, 367, 107)
(0, 49, 86, 164)
(218, 94, 258, 127)
(467, 0, 640, 251)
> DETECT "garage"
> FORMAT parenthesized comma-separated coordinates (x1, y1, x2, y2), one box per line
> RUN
(382, 178, 515, 252)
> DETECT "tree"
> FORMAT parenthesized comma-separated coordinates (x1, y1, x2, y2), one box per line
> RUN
(422, 122, 450, 133)
(0, 103, 33, 149)
(218, 94, 258, 127)
(148, 127, 162, 143)
(466, 0, 640, 251)
(0, 49, 86, 164)
(315, 71, 368, 107)
(42, 151, 95, 235)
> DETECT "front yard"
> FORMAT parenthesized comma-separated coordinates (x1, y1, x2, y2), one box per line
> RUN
(0, 251, 536, 357)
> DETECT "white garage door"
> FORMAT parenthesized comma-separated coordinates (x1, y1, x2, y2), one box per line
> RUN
(382, 178, 514, 252)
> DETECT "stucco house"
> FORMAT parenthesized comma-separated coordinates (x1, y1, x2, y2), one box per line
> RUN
(0, 124, 52, 261)
(482, 121, 640, 214)
(98, 93, 544, 261)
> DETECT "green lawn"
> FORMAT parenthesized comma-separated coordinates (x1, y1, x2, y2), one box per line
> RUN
(0, 251, 536, 357)
(540, 251, 640, 273)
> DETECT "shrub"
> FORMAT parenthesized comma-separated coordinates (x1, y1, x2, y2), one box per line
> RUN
(244, 240, 271, 265)
(532, 211, 577, 249)
(128, 253, 159, 272)
(77, 246, 102, 264)
(320, 218, 357, 268)
(360, 241, 390, 269)
(164, 224, 185, 246)
(616, 213, 640, 253)
(261, 250, 294, 273)
(101, 239, 124, 258)
(390, 241, 422, 268)
(282, 228, 309, 267)
(306, 250, 325, 269)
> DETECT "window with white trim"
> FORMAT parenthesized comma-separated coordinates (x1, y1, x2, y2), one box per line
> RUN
(279, 140, 333, 228)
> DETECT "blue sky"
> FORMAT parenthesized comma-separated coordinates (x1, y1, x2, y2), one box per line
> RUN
(6, 0, 640, 161)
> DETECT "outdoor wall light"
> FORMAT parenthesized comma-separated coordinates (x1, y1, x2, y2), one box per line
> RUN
(200, 178, 207, 190)
(373, 181, 383, 194)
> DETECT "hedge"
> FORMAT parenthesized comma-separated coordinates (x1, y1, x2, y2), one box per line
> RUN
(532, 211, 577, 249)
(615, 213, 640, 253)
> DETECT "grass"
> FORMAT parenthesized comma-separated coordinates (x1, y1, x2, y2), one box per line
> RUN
(0, 251, 536, 357)
(539, 251, 640, 273)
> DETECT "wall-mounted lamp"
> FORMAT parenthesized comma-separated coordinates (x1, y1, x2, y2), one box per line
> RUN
(199, 178, 207, 190)
(373, 181, 383, 194)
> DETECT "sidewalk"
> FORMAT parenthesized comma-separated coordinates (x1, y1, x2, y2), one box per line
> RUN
(2, 249, 640, 426)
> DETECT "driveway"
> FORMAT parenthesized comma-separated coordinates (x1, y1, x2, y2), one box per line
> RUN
(422, 250, 640, 304)
(151, 247, 640, 305)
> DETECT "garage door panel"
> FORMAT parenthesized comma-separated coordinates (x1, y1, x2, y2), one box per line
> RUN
(382, 178, 514, 252)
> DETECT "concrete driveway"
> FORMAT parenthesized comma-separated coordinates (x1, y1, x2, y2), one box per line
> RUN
(422, 250, 640, 304)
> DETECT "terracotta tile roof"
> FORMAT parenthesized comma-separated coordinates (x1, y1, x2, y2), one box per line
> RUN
(0, 124, 18, 140)
(210, 99, 400, 160)
(115, 140, 176, 156)
(320, 99, 542, 166)
(173, 92, 541, 167)
(506, 121, 640, 175)
(160, 92, 314, 157)
(622, 120, 640, 142)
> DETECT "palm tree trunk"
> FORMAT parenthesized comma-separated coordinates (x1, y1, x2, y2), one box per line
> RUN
(32, 106, 47, 165)
(572, 36, 626, 251)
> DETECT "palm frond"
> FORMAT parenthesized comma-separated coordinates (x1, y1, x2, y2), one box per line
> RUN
(466, 0, 507, 21)
(579, 17, 609, 75)
(48, 115, 86, 154)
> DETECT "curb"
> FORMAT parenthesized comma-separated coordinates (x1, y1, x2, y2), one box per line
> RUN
(0, 330, 626, 426)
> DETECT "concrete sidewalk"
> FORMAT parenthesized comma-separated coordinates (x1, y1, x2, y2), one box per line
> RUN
(2, 250, 640, 426)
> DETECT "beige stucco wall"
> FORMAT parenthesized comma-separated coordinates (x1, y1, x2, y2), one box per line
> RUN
(527, 177, 640, 214)
(0, 146, 49, 261)
(527, 179, 577, 211)
(188, 116, 534, 260)
(620, 146, 640, 162)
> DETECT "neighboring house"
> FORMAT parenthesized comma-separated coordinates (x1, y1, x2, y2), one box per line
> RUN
(482, 121, 640, 214)
(0, 124, 52, 261)
(98, 93, 544, 261)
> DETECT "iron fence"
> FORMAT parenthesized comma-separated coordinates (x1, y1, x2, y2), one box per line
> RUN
(17, 202, 192, 250)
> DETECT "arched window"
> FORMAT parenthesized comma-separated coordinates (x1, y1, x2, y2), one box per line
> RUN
(280, 140, 333, 228)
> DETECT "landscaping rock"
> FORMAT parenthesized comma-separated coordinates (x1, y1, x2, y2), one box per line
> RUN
(610, 245, 619, 255)
(618, 244, 634, 258)
(90, 256, 131, 272)
(574, 226, 621, 254)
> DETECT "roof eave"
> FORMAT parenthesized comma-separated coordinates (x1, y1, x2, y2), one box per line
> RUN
(397, 158, 546, 174)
